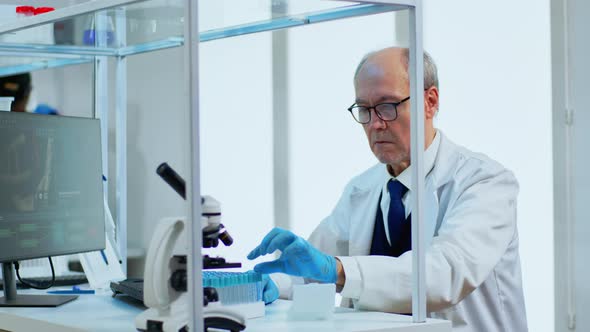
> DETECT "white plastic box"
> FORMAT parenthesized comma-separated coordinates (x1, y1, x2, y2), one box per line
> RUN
(0, 97, 14, 111)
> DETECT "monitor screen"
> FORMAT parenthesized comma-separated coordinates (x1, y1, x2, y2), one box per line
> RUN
(0, 112, 104, 262)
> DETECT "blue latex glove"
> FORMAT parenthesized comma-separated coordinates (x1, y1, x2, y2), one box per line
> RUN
(247, 228, 337, 283)
(261, 274, 279, 305)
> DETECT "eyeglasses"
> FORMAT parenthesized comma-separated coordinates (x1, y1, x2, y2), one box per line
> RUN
(347, 96, 410, 124)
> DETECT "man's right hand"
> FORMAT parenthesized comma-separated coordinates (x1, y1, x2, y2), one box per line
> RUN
(247, 228, 338, 283)
(261, 274, 279, 304)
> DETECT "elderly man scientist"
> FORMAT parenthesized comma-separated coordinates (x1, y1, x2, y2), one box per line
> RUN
(248, 47, 527, 331)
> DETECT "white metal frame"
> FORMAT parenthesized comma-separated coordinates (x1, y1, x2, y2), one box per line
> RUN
(186, 1, 203, 331)
(115, 7, 129, 276)
(272, 2, 291, 231)
(93, 10, 114, 268)
(92, 8, 130, 276)
(552, 0, 576, 330)
(408, 1, 426, 322)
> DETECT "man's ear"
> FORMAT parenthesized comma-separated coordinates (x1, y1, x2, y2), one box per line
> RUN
(424, 87, 439, 119)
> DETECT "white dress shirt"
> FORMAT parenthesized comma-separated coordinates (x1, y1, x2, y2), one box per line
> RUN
(379, 130, 440, 245)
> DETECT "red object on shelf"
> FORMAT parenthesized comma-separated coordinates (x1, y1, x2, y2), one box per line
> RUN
(15, 6, 35, 15)
(33, 7, 55, 15)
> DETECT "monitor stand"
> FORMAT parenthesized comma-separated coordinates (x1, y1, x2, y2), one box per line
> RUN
(0, 262, 78, 307)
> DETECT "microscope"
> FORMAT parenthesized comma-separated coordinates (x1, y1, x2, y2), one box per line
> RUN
(135, 163, 246, 332)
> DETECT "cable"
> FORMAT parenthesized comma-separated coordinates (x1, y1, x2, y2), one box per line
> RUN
(14, 257, 55, 290)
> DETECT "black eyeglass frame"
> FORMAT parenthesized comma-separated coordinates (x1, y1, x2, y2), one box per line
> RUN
(347, 96, 411, 124)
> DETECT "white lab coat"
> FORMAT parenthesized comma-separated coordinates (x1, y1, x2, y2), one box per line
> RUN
(274, 132, 527, 332)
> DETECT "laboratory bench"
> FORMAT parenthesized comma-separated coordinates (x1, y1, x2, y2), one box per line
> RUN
(0, 290, 451, 332)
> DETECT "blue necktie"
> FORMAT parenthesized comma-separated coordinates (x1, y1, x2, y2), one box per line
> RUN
(369, 179, 411, 257)
(387, 179, 409, 248)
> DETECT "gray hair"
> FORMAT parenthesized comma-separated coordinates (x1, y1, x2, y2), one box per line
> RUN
(354, 48, 439, 90)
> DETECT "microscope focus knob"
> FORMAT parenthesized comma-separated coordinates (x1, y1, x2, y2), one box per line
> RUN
(218, 229, 233, 246)
(170, 269, 187, 292)
(204, 287, 219, 304)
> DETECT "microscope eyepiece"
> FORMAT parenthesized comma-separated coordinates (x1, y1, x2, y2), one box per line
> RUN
(157, 162, 186, 200)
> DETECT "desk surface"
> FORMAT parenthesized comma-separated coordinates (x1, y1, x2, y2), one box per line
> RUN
(0, 291, 143, 332)
(248, 300, 451, 332)
(0, 292, 451, 332)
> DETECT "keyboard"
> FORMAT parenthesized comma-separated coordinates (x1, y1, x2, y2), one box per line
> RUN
(110, 278, 144, 305)
(0, 274, 88, 290)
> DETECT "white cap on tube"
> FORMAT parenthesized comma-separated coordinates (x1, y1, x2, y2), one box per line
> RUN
(0, 97, 14, 112)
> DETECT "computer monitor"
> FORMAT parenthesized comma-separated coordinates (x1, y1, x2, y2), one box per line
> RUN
(0, 112, 105, 307)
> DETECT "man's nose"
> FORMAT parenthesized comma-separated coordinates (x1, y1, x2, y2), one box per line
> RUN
(367, 111, 387, 129)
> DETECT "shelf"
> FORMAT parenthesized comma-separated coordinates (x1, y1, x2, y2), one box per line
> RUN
(0, 54, 92, 76)
(200, 3, 405, 42)
(0, 0, 409, 74)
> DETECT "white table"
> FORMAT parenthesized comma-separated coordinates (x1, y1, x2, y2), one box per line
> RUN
(247, 300, 451, 332)
(0, 291, 142, 332)
(0, 292, 451, 332)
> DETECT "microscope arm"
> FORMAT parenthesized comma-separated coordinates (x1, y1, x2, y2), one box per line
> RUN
(143, 218, 185, 314)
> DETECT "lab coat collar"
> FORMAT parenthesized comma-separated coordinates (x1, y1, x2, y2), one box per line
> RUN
(388, 129, 441, 191)
(346, 131, 450, 257)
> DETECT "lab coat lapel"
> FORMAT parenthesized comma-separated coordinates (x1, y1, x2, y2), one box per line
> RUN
(348, 186, 381, 256)
(421, 179, 440, 245)
(399, 180, 440, 249)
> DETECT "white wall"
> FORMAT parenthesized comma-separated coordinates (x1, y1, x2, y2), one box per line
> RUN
(198, 33, 275, 270)
(288, 13, 397, 238)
